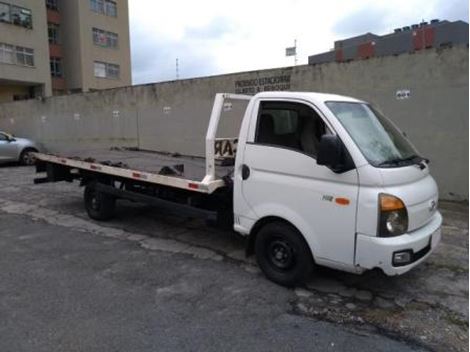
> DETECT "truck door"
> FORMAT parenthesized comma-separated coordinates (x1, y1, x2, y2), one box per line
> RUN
(237, 100, 359, 267)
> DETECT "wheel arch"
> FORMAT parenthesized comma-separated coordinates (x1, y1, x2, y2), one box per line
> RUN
(246, 215, 318, 261)
(20, 146, 38, 154)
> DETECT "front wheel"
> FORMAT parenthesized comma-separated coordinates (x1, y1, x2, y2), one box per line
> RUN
(84, 184, 116, 221)
(255, 222, 314, 287)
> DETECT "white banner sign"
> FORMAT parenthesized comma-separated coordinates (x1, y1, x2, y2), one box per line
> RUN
(285, 46, 296, 56)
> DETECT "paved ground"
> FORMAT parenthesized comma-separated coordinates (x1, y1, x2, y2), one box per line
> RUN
(0, 164, 467, 351)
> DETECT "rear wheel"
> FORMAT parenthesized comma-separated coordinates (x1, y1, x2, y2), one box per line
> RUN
(255, 221, 314, 287)
(20, 148, 37, 166)
(84, 184, 116, 221)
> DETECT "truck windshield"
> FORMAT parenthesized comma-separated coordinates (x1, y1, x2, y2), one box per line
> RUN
(326, 102, 420, 167)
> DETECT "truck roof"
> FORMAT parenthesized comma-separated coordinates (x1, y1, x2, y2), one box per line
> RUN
(253, 91, 365, 104)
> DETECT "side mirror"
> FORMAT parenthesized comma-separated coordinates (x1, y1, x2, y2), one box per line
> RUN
(317, 134, 346, 172)
(6, 135, 15, 142)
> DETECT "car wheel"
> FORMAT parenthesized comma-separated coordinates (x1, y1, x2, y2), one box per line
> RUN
(20, 148, 37, 166)
(255, 221, 314, 287)
(84, 184, 116, 221)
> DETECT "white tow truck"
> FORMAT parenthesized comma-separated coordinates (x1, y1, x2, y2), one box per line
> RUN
(34, 92, 442, 286)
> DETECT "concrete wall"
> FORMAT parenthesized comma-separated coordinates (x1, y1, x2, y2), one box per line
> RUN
(0, 46, 467, 200)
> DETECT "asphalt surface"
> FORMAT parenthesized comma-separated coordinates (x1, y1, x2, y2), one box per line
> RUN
(0, 213, 422, 352)
(0, 162, 467, 351)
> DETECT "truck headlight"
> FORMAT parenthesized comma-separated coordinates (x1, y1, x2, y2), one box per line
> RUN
(378, 194, 408, 237)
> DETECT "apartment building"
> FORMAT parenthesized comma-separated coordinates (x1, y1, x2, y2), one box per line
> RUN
(0, 0, 131, 102)
(0, 1, 51, 102)
(58, 0, 132, 93)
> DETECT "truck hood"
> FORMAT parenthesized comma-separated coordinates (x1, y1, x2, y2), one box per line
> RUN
(379, 164, 439, 232)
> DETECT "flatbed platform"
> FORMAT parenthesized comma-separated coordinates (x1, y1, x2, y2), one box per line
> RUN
(34, 148, 234, 194)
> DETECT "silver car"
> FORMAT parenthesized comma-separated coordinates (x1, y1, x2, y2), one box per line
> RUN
(0, 131, 43, 165)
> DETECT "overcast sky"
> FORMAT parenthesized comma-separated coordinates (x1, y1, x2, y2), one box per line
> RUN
(129, 0, 468, 84)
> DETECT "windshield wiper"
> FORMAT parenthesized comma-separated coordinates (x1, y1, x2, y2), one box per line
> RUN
(377, 158, 404, 167)
(378, 155, 426, 167)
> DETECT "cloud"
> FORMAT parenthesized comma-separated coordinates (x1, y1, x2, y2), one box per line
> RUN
(131, 35, 219, 83)
(130, 17, 231, 83)
(332, 7, 391, 38)
(129, 0, 349, 84)
(129, 0, 469, 85)
(332, 0, 469, 39)
(185, 17, 236, 40)
(432, 0, 469, 22)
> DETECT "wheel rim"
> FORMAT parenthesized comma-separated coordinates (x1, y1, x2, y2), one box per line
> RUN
(23, 152, 36, 165)
(267, 238, 295, 270)
(90, 194, 100, 211)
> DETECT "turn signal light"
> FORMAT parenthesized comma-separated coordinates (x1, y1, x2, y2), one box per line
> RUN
(380, 194, 406, 211)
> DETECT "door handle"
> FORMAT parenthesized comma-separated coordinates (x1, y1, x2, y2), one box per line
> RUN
(242, 164, 250, 180)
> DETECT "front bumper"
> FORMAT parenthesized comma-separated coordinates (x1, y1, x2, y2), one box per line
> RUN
(355, 211, 442, 275)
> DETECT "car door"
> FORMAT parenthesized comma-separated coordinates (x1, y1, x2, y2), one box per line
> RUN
(239, 100, 359, 267)
(0, 132, 18, 162)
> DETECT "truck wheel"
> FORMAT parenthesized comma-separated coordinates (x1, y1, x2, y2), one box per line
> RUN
(20, 148, 37, 166)
(255, 222, 314, 287)
(84, 184, 115, 221)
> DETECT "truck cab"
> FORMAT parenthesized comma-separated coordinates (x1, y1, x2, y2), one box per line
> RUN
(232, 92, 441, 286)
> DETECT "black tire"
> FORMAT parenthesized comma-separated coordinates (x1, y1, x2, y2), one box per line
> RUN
(255, 221, 314, 287)
(84, 184, 116, 221)
(19, 148, 37, 166)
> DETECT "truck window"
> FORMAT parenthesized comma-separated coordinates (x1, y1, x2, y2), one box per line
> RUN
(255, 101, 327, 158)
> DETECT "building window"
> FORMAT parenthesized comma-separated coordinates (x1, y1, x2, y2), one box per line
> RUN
(0, 43, 14, 64)
(94, 61, 106, 77)
(46, 0, 59, 11)
(0, 43, 34, 66)
(90, 0, 116, 17)
(105, 0, 117, 16)
(16, 46, 34, 66)
(94, 61, 119, 79)
(11, 5, 32, 28)
(90, 0, 104, 13)
(0, 3, 10, 23)
(92, 27, 118, 48)
(0, 3, 32, 28)
(107, 32, 118, 48)
(106, 63, 119, 78)
(48, 23, 60, 44)
(50, 57, 62, 77)
(92, 28, 106, 46)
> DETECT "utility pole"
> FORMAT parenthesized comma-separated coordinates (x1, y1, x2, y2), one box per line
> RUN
(176, 58, 179, 80)
(294, 39, 298, 66)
